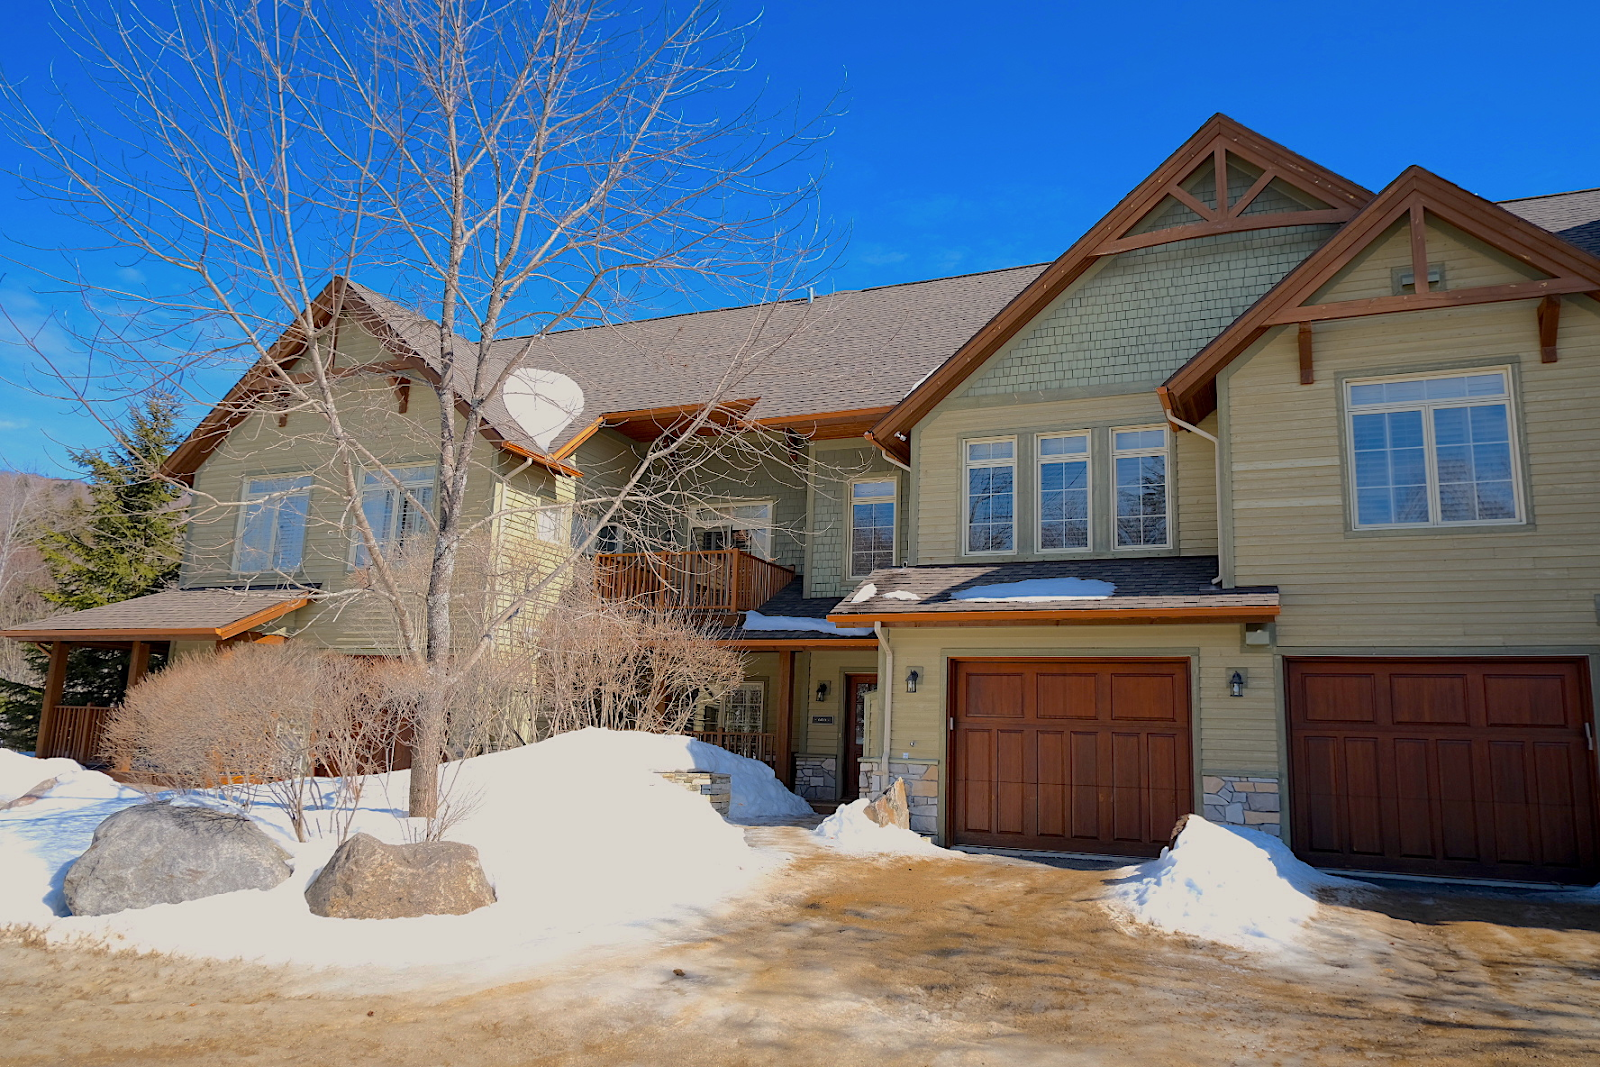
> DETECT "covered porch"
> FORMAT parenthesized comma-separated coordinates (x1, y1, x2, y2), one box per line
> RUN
(1, 589, 310, 764)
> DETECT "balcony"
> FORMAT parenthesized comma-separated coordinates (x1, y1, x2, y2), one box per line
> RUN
(594, 549, 795, 619)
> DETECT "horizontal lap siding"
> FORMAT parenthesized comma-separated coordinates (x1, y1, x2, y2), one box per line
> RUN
(1225, 298, 1600, 647)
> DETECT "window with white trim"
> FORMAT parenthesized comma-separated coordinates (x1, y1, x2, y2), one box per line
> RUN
(849, 479, 896, 576)
(1037, 433, 1090, 551)
(1347, 370, 1521, 528)
(355, 464, 436, 566)
(721, 682, 766, 733)
(692, 502, 774, 559)
(964, 437, 1015, 554)
(237, 475, 312, 573)
(1112, 427, 1169, 548)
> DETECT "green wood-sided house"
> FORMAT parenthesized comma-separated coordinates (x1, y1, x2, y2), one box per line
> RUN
(12, 115, 1600, 884)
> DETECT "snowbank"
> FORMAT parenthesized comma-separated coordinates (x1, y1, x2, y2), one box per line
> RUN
(742, 610, 873, 637)
(0, 749, 94, 804)
(0, 729, 809, 979)
(1103, 815, 1360, 951)
(953, 577, 1115, 602)
(813, 799, 944, 856)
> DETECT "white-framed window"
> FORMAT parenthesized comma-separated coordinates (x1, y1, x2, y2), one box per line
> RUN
(691, 501, 774, 559)
(236, 474, 312, 573)
(1112, 426, 1170, 548)
(849, 478, 897, 576)
(722, 681, 766, 733)
(355, 464, 436, 566)
(1346, 369, 1521, 529)
(1037, 432, 1091, 551)
(964, 437, 1016, 554)
(534, 500, 569, 544)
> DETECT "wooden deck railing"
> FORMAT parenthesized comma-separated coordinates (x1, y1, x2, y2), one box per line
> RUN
(691, 730, 776, 766)
(39, 705, 114, 765)
(594, 549, 795, 617)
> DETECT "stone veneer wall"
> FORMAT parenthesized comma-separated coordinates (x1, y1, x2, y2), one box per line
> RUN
(1202, 774, 1281, 836)
(656, 771, 732, 817)
(792, 755, 837, 801)
(860, 760, 938, 835)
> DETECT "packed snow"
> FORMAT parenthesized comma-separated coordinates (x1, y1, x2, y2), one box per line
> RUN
(850, 583, 877, 604)
(813, 799, 945, 856)
(953, 577, 1116, 602)
(742, 610, 873, 636)
(0, 729, 811, 980)
(1103, 815, 1362, 951)
(880, 590, 921, 601)
(0, 748, 92, 804)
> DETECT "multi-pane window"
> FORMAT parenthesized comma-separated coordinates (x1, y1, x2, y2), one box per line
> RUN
(1113, 427, 1169, 548)
(1348, 370, 1520, 528)
(1037, 433, 1090, 550)
(237, 475, 312, 573)
(356, 464, 435, 566)
(718, 682, 765, 733)
(850, 479, 896, 576)
(692, 502, 774, 559)
(964, 438, 1016, 553)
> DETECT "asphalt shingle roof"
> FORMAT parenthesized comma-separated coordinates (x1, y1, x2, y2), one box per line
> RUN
(2, 589, 308, 638)
(719, 579, 874, 641)
(829, 556, 1278, 618)
(1499, 188, 1600, 258)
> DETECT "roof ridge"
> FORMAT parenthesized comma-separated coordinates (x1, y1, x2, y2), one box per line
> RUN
(1498, 186, 1600, 204)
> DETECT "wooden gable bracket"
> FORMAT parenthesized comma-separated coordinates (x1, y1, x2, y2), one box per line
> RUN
(1162, 166, 1600, 423)
(864, 114, 1374, 464)
(391, 375, 411, 413)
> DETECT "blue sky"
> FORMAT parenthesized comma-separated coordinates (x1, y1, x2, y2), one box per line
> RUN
(2, 0, 1597, 475)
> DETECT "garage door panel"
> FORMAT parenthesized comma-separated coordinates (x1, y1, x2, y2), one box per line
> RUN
(1484, 674, 1570, 728)
(1288, 657, 1598, 883)
(954, 730, 993, 835)
(953, 659, 1190, 856)
(1391, 674, 1470, 726)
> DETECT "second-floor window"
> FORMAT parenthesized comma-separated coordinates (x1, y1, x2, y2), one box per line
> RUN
(356, 464, 435, 566)
(692, 502, 773, 559)
(965, 437, 1015, 554)
(1113, 427, 1169, 548)
(1348, 369, 1520, 529)
(237, 474, 311, 573)
(1038, 433, 1090, 550)
(850, 479, 896, 576)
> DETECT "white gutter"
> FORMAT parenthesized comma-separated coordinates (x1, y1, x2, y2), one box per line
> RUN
(1163, 411, 1224, 586)
(874, 621, 894, 782)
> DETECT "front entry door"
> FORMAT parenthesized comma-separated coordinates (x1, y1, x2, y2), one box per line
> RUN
(842, 674, 878, 801)
(950, 658, 1192, 856)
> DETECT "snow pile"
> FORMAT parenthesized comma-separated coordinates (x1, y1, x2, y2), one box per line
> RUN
(1104, 815, 1359, 950)
(813, 799, 944, 856)
(0, 729, 808, 978)
(953, 577, 1116, 602)
(881, 590, 920, 601)
(850, 583, 877, 603)
(742, 610, 873, 637)
(0, 749, 91, 804)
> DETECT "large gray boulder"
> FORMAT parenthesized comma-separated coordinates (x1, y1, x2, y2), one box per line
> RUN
(64, 802, 292, 916)
(304, 833, 496, 919)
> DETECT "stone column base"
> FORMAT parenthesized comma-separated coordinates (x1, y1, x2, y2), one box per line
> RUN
(1202, 775, 1281, 837)
(860, 760, 939, 835)
(792, 755, 837, 801)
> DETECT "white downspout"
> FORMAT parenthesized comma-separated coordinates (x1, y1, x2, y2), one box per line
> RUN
(874, 621, 893, 791)
(1163, 411, 1224, 586)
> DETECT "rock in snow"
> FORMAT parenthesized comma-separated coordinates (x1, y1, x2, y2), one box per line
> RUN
(305, 833, 496, 919)
(862, 778, 910, 830)
(63, 802, 293, 916)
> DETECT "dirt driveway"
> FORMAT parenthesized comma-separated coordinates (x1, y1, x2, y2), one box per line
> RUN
(4, 825, 1600, 1066)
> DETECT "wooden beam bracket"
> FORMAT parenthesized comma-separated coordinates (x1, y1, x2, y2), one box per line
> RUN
(1297, 322, 1314, 385)
(1538, 295, 1562, 363)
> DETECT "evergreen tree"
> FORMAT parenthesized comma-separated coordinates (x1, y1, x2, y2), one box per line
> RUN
(0, 395, 184, 750)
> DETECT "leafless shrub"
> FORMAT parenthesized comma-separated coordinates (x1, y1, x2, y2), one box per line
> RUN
(531, 561, 743, 738)
(106, 643, 397, 842)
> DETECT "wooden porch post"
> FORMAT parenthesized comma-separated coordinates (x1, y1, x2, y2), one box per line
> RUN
(37, 641, 70, 758)
(126, 640, 152, 690)
(774, 649, 794, 788)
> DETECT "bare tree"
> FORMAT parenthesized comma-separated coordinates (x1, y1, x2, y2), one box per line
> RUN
(4, 0, 832, 818)
(0, 472, 81, 685)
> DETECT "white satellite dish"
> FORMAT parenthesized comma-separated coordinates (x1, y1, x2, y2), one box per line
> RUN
(501, 367, 585, 451)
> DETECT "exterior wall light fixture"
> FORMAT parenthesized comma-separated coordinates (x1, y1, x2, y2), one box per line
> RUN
(1229, 670, 1247, 698)
(906, 669, 919, 693)
(815, 682, 828, 702)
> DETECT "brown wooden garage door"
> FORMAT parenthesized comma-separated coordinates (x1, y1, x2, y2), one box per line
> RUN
(1287, 657, 1600, 883)
(950, 658, 1191, 856)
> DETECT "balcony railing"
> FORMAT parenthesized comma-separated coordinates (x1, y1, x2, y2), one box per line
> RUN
(691, 730, 775, 766)
(39, 705, 114, 766)
(594, 549, 795, 618)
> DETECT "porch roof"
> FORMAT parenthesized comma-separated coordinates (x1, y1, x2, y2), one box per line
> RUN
(827, 556, 1278, 627)
(716, 579, 879, 649)
(1, 588, 310, 642)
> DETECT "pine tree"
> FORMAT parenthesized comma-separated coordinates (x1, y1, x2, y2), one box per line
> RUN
(0, 395, 184, 750)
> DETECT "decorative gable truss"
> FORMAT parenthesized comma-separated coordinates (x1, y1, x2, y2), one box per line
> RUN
(866, 114, 1373, 463)
(1162, 167, 1600, 422)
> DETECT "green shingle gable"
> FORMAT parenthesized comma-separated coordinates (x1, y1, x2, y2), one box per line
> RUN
(960, 224, 1339, 396)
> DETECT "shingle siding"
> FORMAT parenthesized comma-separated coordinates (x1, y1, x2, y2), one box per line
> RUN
(961, 225, 1339, 397)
